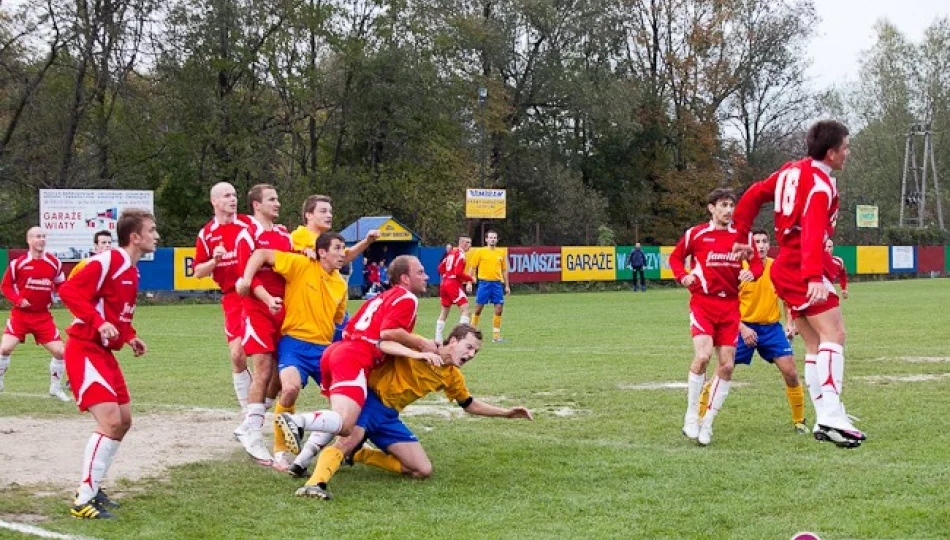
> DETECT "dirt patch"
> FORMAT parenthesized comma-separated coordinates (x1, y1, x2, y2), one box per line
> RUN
(0, 410, 243, 490)
(0, 513, 48, 524)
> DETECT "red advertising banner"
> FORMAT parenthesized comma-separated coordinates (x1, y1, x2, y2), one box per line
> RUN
(508, 246, 562, 283)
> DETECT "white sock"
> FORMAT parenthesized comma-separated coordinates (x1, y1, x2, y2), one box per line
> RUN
(704, 377, 732, 421)
(293, 431, 335, 467)
(264, 397, 274, 411)
(49, 358, 65, 389)
(0, 355, 10, 380)
(459, 315, 470, 325)
(817, 342, 845, 411)
(245, 403, 266, 431)
(292, 410, 343, 434)
(803, 354, 822, 415)
(233, 370, 251, 411)
(76, 433, 120, 505)
(686, 371, 705, 418)
(435, 320, 446, 342)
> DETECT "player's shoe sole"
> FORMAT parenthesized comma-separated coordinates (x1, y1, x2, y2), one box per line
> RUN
(295, 484, 332, 500)
(276, 413, 303, 454)
(794, 422, 809, 434)
(816, 425, 865, 449)
(70, 500, 114, 519)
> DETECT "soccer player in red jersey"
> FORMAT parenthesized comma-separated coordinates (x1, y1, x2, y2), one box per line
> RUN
(193, 182, 257, 413)
(0, 227, 69, 401)
(434, 235, 473, 342)
(670, 188, 763, 446)
(59, 210, 159, 519)
(731, 120, 865, 447)
(824, 239, 849, 299)
(232, 183, 292, 466)
(275, 255, 440, 454)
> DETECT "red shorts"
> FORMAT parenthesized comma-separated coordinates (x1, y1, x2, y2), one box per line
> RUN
(771, 257, 839, 319)
(65, 339, 129, 412)
(4, 310, 61, 345)
(439, 278, 468, 308)
(319, 340, 379, 408)
(242, 298, 285, 355)
(689, 295, 740, 347)
(221, 292, 245, 343)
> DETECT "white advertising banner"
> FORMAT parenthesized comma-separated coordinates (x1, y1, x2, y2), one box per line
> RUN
(39, 189, 154, 261)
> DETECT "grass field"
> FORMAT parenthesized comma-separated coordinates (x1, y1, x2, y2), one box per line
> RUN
(1, 279, 949, 539)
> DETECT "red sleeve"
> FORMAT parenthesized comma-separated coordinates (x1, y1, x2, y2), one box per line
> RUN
(800, 191, 831, 283)
(733, 171, 780, 237)
(746, 234, 764, 279)
(837, 258, 848, 289)
(380, 297, 417, 332)
(194, 230, 210, 265)
(234, 230, 263, 289)
(59, 259, 108, 330)
(453, 256, 473, 282)
(669, 231, 691, 282)
(1, 263, 22, 305)
(437, 258, 447, 276)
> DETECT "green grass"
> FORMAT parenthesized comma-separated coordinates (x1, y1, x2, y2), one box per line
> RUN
(2, 280, 950, 539)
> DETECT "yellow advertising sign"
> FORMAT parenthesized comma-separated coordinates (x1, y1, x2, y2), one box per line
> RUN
(465, 188, 507, 219)
(856, 245, 888, 274)
(378, 219, 413, 241)
(660, 246, 676, 280)
(173, 248, 219, 291)
(855, 205, 879, 228)
(561, 247, 616, 281)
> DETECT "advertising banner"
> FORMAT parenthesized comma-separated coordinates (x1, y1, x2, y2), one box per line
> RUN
(39, 189, 154, 261)
(173, 248, 219, 291)
(561, 247, 616, 281)
(465, 189, 507, 219)
(507, 246, 562, 283)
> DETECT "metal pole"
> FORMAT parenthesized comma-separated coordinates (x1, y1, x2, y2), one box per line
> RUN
(478, 86, 487, 189)
(920, 125, 930, 227)
(929, 129, 945, 230)
(899, 131, 912, 227)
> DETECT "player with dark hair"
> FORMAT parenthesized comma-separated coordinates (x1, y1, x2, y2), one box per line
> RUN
(466, 230, 510, 342)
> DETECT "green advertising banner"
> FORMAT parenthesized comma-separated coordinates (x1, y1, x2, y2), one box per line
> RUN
(642, 246, 662, 279)
(615, 246, 661, 281)
(616, 246, 632, 281)
(833, 245, 857, 274)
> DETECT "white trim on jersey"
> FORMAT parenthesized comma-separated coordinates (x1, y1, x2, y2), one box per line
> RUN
(77, 356, 116, 404)
(803, 173, 834, 217)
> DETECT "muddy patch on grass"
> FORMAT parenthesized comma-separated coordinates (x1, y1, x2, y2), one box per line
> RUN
(0, 410, 242, 490)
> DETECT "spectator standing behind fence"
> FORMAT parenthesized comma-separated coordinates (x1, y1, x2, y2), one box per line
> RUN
(628, 243, 647, 292)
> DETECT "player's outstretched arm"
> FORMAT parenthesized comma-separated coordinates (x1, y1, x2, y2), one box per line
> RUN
(343, 230, 380, 264)
(236, 249, 275, 296)
(380, 328, 438, 353)
(376, 340, 442, 366)
(463, 399, 533, 420)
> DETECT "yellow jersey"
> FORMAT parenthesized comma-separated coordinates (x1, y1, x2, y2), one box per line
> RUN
(467, 247, 508, 282)
(369, 355, 471, 412)
(290, 226, 318, 253)
(739, 258, 781, 324)
(272, 251, 347, 344)
(67, 258, 90, 279)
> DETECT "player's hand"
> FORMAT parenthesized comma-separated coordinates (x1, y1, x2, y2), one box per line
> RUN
(465, 283, 473, 293)
(420, 352, 442, 367)
(366, 230, 381, 242)
(738, 269, 755, 282)
(128, 337, 148, 357)
(17, 299, 31, 308)
(732, 242, 754, 260)
(784, 322, 798, 340)
(266, 296, 283, 314)
(507, 406, 533, 420)
(505, 285, 511, 296)
(302, 248, 317, 260)
(235, 278, 251, 297)
(98, 322, 119, 340)
(740, 326, 758, 347)
(842, 289, 849, 300)
(420, 338, 438, 354)
(806, 281, 828, 305)
(680, 275, 696, 288)
(212, 245, 227, 260)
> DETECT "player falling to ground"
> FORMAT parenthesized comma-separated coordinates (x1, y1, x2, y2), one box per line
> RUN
(59, 210, 158, 519)
(699, 229, 806, 434)
(466, 230, 510, 343)
(193, 182, 257, 416)
(824, 239, 849, 299)
(231, 184, 293, 467)
(435, 235, 473, 342)
(670, 188, 763, 446)
(68, 230, 113, 279)
(732, 120, 865, 448)
(238, 231, 349, 471)
(0, 227, 69, 401)
(291, 324, 533, 500)
(274, 256, 440, 458)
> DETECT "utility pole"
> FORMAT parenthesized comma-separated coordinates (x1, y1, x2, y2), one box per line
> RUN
(900, 122, 945, 229)
(478, 86, 487, 244)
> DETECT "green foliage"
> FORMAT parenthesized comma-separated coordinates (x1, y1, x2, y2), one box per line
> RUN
(882, 226, 950, 246)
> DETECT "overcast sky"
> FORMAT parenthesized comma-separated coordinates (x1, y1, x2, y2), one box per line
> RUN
(808, 0, 950, 88)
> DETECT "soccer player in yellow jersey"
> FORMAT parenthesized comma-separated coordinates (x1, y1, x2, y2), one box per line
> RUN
(701, 229, 806, 433)
(67, 230, 113, 279)
(290, 194, 379, 264)
(466, 230, 510, 342)
(237, 231, 349, 468)
(289, 324, 533, 499)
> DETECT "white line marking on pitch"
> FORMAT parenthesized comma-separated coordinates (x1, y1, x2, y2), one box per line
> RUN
(0, 520, 102, 540)
(616, 381, 750, 390)
(856, 373, 950, 384)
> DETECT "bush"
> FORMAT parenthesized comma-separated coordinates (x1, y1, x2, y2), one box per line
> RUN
(881, 226, 950, 245)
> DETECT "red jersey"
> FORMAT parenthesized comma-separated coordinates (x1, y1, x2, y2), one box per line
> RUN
(733, 158, 839, 283)
(825, 255, 848, 290)
(344, 285, 419, 364)
(194, 214, 257, 294)
(669, 222, 764, 298)
(59, 249, 139, 351)
(236, 220, 292, 298)
(438, 249, 473, 283)
(1, 252, 65, 312)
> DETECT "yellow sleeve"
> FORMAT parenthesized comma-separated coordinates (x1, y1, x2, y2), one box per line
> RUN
(466, 249, 479, 277)
(273, 251, 306, 281)
(290, 227, 316, 252)
(443, 367, 471, 404)
(67, 259, 88, 280)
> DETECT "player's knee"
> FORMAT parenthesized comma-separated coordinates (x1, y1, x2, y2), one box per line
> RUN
(409, 461, 433, 479)
(282, 385, 300, 403)
(719, 363, 734, 379)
